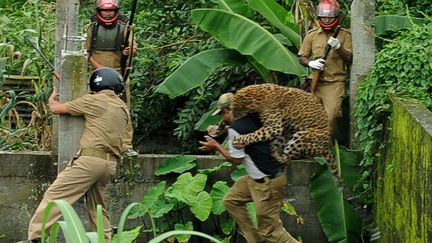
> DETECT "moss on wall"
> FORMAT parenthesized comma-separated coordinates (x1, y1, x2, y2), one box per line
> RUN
(376, 98, 432, 243)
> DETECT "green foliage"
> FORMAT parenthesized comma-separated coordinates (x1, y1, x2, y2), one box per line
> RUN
(129, 0, 243, 153)
(41, 200, 90, 243)
(0, 0, 55, 151)
(151, 0, 309, 152)
(376, 0, 432, 17)
(310, 146, 364, 243)
(128, 155, 236, 241)
(0, 0, 56, 76)
(355, 21, 432, 201)
(148, 230, 223, 243)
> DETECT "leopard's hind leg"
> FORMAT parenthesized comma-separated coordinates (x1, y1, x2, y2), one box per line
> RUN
(278, 128, 339, 177)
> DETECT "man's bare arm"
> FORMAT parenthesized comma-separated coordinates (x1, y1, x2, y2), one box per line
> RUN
(48, 89, 70, 115)
(199, 135, 243, 165)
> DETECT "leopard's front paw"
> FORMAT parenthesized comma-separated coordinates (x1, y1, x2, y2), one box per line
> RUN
(232, 136, 248, 149)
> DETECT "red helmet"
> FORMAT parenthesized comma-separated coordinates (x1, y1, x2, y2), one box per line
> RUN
(317, 0, 340, 30)
(96, 0, 120, 27)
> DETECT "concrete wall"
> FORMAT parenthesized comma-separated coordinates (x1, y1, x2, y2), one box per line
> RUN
(376, 98, 432, 243)
(0, 153, 326, 243)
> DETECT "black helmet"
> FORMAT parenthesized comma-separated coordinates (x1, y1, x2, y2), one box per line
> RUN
(89, 67, 124, 95)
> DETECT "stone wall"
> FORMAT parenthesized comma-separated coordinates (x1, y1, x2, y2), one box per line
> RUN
(376, 98, 432, 243)
(0, 153, 326, 243)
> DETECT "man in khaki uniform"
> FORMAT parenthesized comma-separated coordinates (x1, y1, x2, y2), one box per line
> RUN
(200, 94, 299, 243)
(298, 0, 352, 134)
(27, 67, 130, 243)
(85, 0, 137, 155)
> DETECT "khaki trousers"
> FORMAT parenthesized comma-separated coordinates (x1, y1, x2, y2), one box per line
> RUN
(121, 77, 134, 148)
(28, 156, 117, 242)
(224, 174, 299, 243)
(314, 81, 345, 133)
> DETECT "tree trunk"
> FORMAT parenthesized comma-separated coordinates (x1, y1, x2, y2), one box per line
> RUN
(349, 0, 375, 148)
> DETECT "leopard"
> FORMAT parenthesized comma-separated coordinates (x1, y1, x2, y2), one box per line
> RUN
(230, 83, 338, 177)
(229, 83, 370, 217)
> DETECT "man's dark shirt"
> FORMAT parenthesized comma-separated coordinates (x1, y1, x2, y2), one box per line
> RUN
(230, 113, 284, 176)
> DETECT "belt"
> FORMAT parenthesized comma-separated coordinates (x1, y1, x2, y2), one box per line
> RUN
(254, 167, 285, 184)
(80, 148, 119, 162)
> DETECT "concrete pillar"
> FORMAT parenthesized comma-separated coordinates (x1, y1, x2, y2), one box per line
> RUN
(57, 53, 87, 171)
(349, 0, 375, 148)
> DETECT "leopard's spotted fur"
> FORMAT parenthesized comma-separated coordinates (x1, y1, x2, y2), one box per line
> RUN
(231, 83, 337, 174)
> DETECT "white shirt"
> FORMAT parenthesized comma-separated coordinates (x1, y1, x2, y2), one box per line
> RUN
(227, 128, 267, 179)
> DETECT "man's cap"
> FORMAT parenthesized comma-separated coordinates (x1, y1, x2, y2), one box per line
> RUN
(212, 93, 234, 116)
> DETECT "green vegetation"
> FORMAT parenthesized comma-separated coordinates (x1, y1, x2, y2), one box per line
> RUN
(0, 0, 55, 151)
(355, 20, 432, 203)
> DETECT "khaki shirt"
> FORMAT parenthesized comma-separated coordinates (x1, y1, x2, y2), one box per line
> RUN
(85, 23, 137, 72)
(298, 27, 352, 82)
(64, 90, 131, 156)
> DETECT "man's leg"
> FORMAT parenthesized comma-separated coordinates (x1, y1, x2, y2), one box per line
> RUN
(28, 157, 99, 240)
(315, 81, 345, 136)
(224, 176, 263, 243)
(250, 174, 299, 243)
(85, 159, 117, 242)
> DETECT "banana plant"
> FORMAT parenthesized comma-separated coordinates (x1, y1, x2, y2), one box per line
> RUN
(156, 0, 306, 99)
(310, 145, 364, 243)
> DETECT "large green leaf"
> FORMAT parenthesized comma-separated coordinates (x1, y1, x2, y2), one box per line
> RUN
(156, 49, 246, 98)
(220, 217, 235, 235)
(210, 181, 230, 215)
(169, 172, 208, 203)
(191, 9, 306, 76)
(141, 181, 175, 218)
(214, 0, 253, 17)
(187, 191, 213, 221)
(246, 0, 300, 47)
(96, 205, 104, 243)
(116, 202, 145, 243)
(42, 200, 89, 243)
(148, 230, 223, 243)
(230, 164, 247, 181)
(174, 222, 194, 243)
(375, 15, 427, 35)
(194, 101, 223, 132)
(310, 166, 362, 243)
(198, 161, 232, 175)
(112, 226, 142, 243)
(338, 147, 363, 193)
(155, 155, 197, 175)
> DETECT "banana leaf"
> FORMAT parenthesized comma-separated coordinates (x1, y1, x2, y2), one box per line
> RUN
(375, 15, 427, 35)
(310, 166, 362, 243)
(246, 0, 301, 48)
(310, 146, 363, 243)
(194, 101, 222, 132)
(156, 49, 246, 98)
(213, 0, 253, 17)
(191, 9, 306, 77)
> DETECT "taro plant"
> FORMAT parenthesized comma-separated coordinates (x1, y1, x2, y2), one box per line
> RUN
(38, 199, 219, 243)
(124, 155, 304, 242)
(126, 155, 235, 242)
